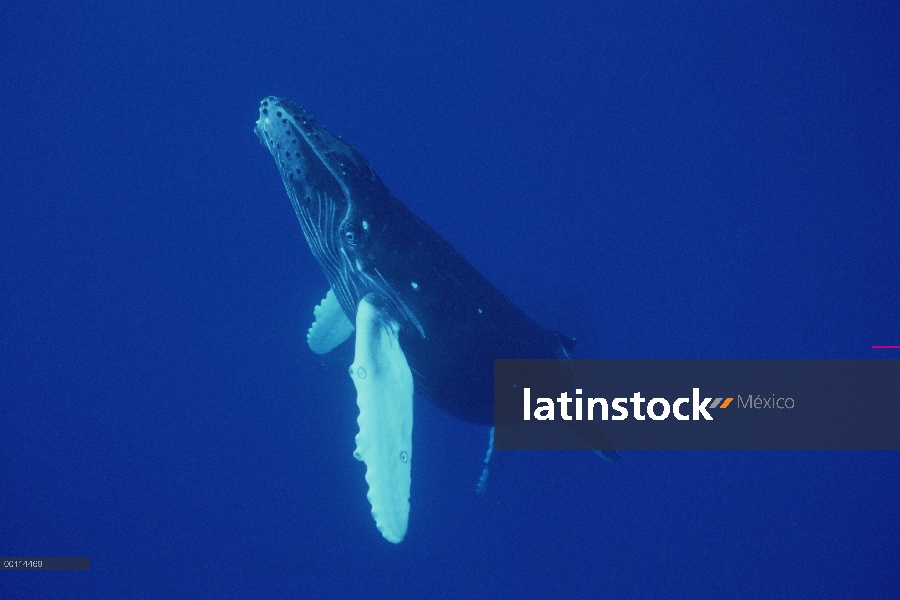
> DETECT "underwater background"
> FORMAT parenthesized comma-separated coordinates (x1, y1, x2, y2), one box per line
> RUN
(2, 1, 898, 597)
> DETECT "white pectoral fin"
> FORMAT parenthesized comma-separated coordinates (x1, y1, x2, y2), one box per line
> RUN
(307, 289, 354, 354)
(350, 294, 413, 543)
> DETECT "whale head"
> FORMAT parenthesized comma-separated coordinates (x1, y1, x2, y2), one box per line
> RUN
(255, 97, 418, 332)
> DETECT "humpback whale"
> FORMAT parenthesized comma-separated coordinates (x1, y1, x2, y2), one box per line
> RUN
(254, 97, 578, 543)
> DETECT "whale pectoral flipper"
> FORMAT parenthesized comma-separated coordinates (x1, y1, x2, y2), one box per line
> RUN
(307, 288, 355, 355)
(350, 294, 413, 543)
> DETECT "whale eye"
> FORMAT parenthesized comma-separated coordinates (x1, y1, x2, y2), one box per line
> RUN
(340, 223, 359, 245)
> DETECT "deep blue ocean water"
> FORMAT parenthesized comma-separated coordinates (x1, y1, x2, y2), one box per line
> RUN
(2, 1, 898, 597)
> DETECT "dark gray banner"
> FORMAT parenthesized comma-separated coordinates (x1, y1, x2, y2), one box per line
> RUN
(1, 557, 90, 570)
(494, 360, 900, 451)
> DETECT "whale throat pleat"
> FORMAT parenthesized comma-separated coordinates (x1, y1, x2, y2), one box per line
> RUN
(350, 294, 413, 543)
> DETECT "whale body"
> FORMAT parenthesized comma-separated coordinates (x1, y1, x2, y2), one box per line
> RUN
(255, 97, 575, 542)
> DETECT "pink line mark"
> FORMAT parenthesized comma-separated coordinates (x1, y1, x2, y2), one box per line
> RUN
(872, 345, 900, 349)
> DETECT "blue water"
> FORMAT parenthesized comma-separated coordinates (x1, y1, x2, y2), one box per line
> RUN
(2, 1, 898, 597)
